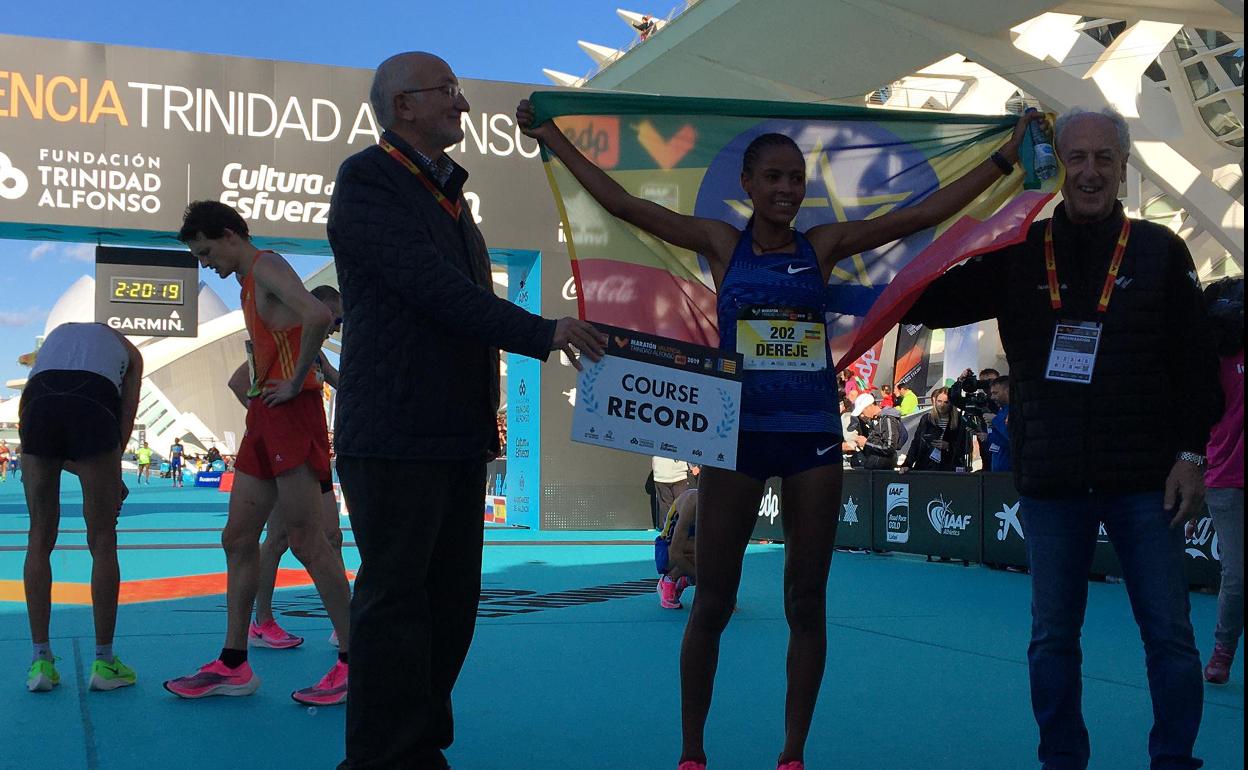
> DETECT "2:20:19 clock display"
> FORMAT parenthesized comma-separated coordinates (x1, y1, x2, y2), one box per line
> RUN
(109, 277, 185, 305)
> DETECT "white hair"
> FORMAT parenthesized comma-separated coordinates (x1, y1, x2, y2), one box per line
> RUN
(1055, 107, 1131, 156)
(370, 52, 424, 129)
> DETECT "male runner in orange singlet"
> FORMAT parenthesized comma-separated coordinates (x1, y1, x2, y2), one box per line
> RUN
(164, 201, 351, 706)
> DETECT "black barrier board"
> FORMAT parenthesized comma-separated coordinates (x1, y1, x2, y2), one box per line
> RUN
(748, 470, 873, 547)
(871, 472, 981, 562)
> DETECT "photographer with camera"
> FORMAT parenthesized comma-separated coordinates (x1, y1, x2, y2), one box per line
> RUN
(898, 387, 969, 473)
(846, 393, 905, 470)
(980, 375, 1011, 472)
(953, 367, 999, 465)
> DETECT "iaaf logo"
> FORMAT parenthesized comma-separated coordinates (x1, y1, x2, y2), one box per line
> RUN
(0, 152, 30, 200)
(757, 487, 779, 525)
(885, 483, 909, 543)
(927, 495, 971, 536)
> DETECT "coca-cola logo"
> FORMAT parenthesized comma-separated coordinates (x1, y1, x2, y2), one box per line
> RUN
(582, 276, 637, 305)
(1185, 515, 1221, 561)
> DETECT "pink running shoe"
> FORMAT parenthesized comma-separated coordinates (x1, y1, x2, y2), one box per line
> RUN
(1204, 642, 1236, 685)
(777, 762, 805, 770)
(677, 762, 706, 770)
(674, 575, 692, 603)
(291, 660, 348, 706)
(658, 576, 682, 609)
(163, 659, 260, 699)
(249, 619, 304, 649)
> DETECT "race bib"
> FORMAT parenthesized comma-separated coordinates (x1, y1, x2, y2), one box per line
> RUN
(1046, 320, 1102, 384)
(736, 307, 826, 371)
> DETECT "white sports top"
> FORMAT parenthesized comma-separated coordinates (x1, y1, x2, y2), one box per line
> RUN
(30, 323, 130, 393)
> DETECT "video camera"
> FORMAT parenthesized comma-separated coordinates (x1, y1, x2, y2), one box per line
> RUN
(955, 371, 996, 433)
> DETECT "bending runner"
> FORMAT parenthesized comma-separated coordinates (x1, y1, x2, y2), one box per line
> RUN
(228, 286, 347, 650)
(519, 100, 1041, 770)
(20, 322, 143, 693)
(165, 201, 351, 706)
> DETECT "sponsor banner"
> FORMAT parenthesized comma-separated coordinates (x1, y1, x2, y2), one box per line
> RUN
(571, 324, 743, 470)
(981, 472, 1026, 567)
(193, 471, 223, 487)
(871, 471, 981, 561)
(894, 323, 931, 392)
(748, 470, 873, 546)
(0, 34, 561, 253)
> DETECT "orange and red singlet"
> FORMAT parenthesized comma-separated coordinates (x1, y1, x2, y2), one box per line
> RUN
(241, 251, 320, 397)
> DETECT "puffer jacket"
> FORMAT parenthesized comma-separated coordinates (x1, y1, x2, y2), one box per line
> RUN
(328, 131, 555, 461)
(904, 203, 1222, 497)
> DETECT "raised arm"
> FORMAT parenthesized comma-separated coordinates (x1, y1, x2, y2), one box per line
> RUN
(517, 99, 739, 273)
(808, 112, 1045, 270)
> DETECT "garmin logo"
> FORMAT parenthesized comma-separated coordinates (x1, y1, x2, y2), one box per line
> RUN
(107, 316, 184, 332)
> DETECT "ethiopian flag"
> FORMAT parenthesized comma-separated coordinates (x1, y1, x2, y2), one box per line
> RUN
(530, 92, 1060, 369)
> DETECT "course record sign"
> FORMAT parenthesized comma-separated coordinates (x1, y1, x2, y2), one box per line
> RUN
(95, 246, 198, 338)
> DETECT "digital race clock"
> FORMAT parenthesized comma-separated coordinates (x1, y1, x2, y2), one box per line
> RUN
(109, 277, 185, 305)
(95, 246, 198, 338)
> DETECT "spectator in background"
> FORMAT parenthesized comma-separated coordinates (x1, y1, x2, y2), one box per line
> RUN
(847, 393, 904, 470)
(135, 442, 153, 484)
(894, 381, 919, 416)
(1200, 276, 1243, 685)
(983, 375, 1011, 472)
(652, 456, 693, 530)
(633, 14, 656, 41)
(0, 440, 10, 483)
(899, 387, 968, 473)
(656, 488, 697, 609)
(879, 384, 895, 409)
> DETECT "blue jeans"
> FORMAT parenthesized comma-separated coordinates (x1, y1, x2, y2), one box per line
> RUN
(1020, 492, 1203, 770)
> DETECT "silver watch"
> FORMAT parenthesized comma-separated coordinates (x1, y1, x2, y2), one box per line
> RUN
(1176, 451, 1206, 467)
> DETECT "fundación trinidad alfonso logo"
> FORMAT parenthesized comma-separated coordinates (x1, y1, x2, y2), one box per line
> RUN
(0, 152, 30, 200)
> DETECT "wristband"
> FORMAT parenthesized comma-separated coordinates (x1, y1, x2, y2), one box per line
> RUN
(990, 151, 1014, 175)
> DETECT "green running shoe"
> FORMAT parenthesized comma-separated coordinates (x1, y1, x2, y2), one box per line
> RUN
(27, 658, 60, 692)
(89, 656, 136, 691)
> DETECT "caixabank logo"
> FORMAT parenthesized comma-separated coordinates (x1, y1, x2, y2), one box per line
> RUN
(0, 151, 29, 200)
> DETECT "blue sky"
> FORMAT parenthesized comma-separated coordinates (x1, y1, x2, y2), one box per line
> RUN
(0, 0, 645, 389)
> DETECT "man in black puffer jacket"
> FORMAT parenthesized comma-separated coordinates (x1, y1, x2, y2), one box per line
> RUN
(328, 51, 605, 770)
(904, 107, 1221, 770)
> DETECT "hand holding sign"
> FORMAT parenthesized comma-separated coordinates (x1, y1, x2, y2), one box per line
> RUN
(552, 317, 607, 371)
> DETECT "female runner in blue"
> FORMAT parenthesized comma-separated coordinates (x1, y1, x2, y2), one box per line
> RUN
(518, 100, 1041, 770)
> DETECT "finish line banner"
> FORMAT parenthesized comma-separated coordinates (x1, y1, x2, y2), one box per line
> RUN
(571, 324, 743, 470)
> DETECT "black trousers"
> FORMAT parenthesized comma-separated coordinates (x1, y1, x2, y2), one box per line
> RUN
(337, 456, 486, 770)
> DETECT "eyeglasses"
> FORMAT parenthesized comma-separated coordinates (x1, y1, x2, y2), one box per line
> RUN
(400, 83, 463, 100)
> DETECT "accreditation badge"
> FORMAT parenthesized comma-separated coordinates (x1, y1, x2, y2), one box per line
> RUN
(736, 307, 826, 371)
(1045, 320, 1102, 384)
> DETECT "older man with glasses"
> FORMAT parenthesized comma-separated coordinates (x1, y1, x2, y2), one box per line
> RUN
(327, 52, 606, 769)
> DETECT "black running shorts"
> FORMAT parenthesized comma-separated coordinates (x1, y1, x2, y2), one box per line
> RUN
(19, 370, 122, 460)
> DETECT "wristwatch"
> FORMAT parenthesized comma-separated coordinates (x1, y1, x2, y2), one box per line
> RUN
(1176, 451, 1206, 467)
(990, 151, 1014, 175)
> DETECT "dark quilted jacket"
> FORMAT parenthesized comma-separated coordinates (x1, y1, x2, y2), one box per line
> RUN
(904, 203, 1222, 497)
(328, 131, 555, 460)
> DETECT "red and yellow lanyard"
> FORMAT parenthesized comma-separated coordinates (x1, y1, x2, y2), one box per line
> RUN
(1044, 217, 1130, 313)
(378, 139, 462, 221)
